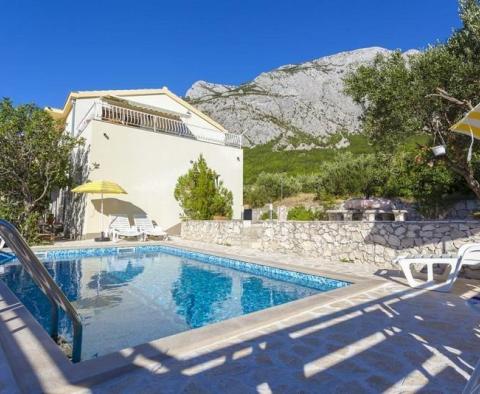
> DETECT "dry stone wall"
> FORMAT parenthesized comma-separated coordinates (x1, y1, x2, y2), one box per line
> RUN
(181, 220, 480, 267)
(251, 199, 480, 223)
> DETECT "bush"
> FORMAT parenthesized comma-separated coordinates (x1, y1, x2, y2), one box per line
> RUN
(287, 206, 316, 221)
(296, 174, 322, 193)
(243, 172, 302, 207)
(383, 149, 467, 218)
(260, 211, 278, 220)
(0, 201, 41, 244)
(315, 153, 388, 199)
(243, 184, 269, 208)
(174, 155, 233, 219)
(255, 172, 302, 200)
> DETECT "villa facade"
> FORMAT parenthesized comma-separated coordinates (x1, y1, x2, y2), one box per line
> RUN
(46, 88, 243, 239)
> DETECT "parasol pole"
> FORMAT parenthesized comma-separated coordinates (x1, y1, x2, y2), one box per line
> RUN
(100, 192, 104, 240)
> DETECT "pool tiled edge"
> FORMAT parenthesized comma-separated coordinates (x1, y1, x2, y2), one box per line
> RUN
(31, 244, 350, 291)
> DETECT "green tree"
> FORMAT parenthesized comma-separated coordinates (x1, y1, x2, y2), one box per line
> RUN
(316, 153, 388, 198)
(254, 172, 302, 201)
(384, 149, 467, 217)
(243, 172, 302, 208)
(0, 99, 80, 241)
(244, 184, 269, 208)
(174, 155, 233, 219)
(344, 0, 480, 198)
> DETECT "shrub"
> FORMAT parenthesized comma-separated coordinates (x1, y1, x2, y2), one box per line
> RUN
(260, 210, 278, 220)
(383, 149, 467, 218)
(287, 206, 316, 221)
(255, 172, 302, 200)
(296, 174, 322, 193)
(315, 153, 388, 199)
(243, 184, 269, 208)
(0, 200, 42, 244)
(174, 155, 233, 219)
(244, 172, 302, 207)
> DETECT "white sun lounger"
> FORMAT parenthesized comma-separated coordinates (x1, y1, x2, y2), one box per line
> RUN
(394, 243, 480, 292)
(463, 357, 480, 394)
(0, 236, 4, 249)
(108, 215, 143, 242)
(134, 216, 168, 241)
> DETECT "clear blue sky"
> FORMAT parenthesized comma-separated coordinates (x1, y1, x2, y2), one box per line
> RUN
(0, 0, 460, 108)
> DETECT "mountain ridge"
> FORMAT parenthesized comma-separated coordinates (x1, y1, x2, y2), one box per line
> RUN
(186, 47, 418, 150)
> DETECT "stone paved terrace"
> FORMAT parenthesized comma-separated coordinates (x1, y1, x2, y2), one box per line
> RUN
(1, 237, 480, 393)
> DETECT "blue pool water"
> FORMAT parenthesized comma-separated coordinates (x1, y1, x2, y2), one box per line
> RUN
(0, 246, 349, 360)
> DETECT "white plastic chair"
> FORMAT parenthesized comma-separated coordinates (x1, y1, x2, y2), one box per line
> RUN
(108, 215, 143, 242)
(134, 216, 167, 241)
(394, 243, 480, 292)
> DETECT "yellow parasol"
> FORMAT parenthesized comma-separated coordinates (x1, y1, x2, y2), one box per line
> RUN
(72, 180, 127, 241)
(450, 102, 480, 161)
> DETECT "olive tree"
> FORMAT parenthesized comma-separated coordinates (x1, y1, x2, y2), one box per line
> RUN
(344, 0, 480, 198)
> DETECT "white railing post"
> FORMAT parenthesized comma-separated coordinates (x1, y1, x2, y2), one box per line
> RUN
(94, 100, 101, 120)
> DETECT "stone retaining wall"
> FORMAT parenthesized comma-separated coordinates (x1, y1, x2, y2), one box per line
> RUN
(251, 199, 480, 222)
(181, 220, 480, 267)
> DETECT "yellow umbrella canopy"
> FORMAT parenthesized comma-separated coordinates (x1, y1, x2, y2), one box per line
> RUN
(451, 102, 480, 138)
(71, 180, 127, 194)
(450, 102, 480, 161)
(72, 180, 127, 241)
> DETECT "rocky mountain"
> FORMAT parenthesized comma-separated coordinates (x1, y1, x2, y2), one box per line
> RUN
(186, 47, 418, 150)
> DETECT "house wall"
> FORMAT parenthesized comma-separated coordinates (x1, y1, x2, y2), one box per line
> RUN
(80, 120, 243, 238)
(65, 98, 97, 136)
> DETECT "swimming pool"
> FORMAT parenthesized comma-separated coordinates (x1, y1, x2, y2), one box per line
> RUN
(0, 246, 349, 361)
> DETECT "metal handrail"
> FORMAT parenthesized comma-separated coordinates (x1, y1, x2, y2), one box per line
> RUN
(0, 220, 83, 362)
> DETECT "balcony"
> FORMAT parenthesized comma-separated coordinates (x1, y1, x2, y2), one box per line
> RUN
(76, 98, 242, 148)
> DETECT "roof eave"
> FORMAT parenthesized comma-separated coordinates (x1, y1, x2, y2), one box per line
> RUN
(45, 87, 227, 133)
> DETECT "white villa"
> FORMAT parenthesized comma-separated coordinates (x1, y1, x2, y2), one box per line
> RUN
(46, 88, 243, 239)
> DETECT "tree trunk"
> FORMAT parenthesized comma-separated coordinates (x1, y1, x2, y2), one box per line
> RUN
(464, 171, 480, 200)
(445, 156, 480, 200)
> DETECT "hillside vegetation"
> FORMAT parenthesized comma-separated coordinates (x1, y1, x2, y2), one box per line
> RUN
(242, 132, 474, 219)
(244, 133, 429, 185)
(243, 134, 372, 185)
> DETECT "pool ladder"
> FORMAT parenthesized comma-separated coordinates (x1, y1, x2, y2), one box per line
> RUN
(0, 220, 83, 362)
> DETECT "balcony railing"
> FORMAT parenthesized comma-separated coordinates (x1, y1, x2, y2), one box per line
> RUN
(76, 100, 242, 148)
